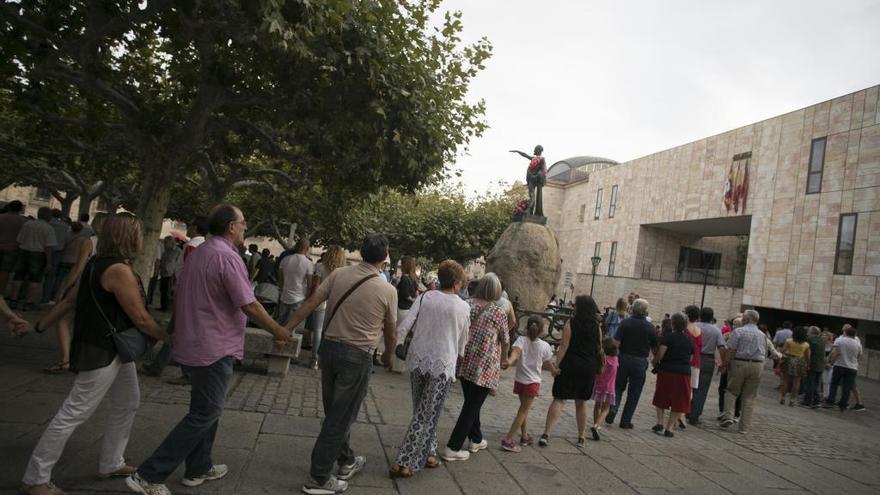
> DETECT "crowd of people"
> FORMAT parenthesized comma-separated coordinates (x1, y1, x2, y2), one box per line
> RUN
(0, 201, 869, 495)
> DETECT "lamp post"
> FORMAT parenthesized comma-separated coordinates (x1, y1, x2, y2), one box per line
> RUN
(590, 256, 602, 296)
(700, 252, 711, 309)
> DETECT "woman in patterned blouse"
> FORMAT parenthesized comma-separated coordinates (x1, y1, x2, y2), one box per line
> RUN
(440, 273, 510, 462)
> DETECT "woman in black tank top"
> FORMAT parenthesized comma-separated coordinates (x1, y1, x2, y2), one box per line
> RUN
(17, 215, 169, 495)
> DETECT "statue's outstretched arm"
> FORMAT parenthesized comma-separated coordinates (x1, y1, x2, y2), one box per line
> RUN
(509, 150, 531, 159)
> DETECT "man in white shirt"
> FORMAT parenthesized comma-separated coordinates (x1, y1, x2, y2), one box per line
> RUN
(10, 207, 57, 310)
(277, 238, 314, 324)
(824, 325, 863, 411)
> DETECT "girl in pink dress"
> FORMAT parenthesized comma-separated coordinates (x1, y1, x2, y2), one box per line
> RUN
(590, 337, 619, 441)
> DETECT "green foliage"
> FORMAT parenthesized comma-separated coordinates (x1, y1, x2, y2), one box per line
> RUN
(335, 182, 527, 266)
(1, 0, 492, 266)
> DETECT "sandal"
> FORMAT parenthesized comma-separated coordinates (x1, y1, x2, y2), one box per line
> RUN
(20, 482, 67, 495)
(389, 464, 414, 479)
(425, 456, 441, 469)
(43, 362, 69, 374)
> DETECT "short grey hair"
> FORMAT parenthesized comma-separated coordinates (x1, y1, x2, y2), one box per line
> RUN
(472, 272, 502, 302)
(732, 317, 743, 328)
(631, 298, 649, 317)
(670, 312, 688, 332)
(808, 326, 821, 337)
(742, 309, 760, 324)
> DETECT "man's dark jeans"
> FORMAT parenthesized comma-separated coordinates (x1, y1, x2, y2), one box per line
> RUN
(690, 356, 716, 420)
(802, 369, 823, 405)
(447, 379, 491, 451)
(310, 339, 373, 484)
(137, 357, 234, 482)
(826, 366, 857, 409)
(608, 353, 648, 425)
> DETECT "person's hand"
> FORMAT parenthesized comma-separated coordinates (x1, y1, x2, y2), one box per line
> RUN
(381, 351, 392, 370)
(500, 358, 509, 370)
(8, 314, 32, 336)
(715, 357, 723, 368)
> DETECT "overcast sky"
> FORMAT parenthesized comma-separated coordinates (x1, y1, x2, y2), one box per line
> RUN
(437, 0, 880, 195)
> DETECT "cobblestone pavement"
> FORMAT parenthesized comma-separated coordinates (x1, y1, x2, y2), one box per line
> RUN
(2, 318, 880, 494)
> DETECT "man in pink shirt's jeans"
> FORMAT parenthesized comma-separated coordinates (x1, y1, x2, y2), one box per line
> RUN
(128, 205, 290, 495)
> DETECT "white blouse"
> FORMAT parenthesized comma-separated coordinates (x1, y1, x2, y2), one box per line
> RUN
(397, 290, 471, 379)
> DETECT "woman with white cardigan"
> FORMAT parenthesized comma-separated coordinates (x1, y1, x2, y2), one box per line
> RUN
(389, 260, 471, 478)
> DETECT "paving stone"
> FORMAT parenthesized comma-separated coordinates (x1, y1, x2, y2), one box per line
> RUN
(503, 460, 584, 494)
(542, 452, 638, 494)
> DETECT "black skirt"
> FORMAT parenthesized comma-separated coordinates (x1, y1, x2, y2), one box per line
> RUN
(552, 354, 599, 400)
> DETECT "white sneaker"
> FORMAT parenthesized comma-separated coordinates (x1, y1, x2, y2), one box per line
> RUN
(302, 475, 348, 494)
(181, 464, 228, 487)
(336, 456, 365, 481)
(440, 446, 470, 461)
(125, 473, 172, 495)
(467, 439, 488, 453)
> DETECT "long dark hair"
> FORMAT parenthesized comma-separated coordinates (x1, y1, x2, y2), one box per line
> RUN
(572, 295, 602, 357)
(792, 326, 808, 343)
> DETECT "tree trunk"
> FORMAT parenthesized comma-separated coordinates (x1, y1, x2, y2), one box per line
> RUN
(77, 195, 94, 219)
(133, 163, 173, 281)
(58, 192, 79, 217)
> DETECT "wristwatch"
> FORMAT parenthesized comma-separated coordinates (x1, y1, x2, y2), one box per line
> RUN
(34, 322, 45, 334)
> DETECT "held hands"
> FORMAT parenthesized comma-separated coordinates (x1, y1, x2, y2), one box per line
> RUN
(500, 358, 510, 370)
(8, 314, 32, 337)
(381, 351, 393, 370)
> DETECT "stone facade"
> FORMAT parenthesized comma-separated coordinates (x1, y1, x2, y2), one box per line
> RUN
(544, 85, 880, 330)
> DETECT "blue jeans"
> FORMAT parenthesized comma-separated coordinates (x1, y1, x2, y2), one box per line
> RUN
(608, 353, 648, 425)
(310, 340, 373, 484)
(306, 308, 326, 355)
(137, 357, 234, 482)
(690, 356, 716, 420)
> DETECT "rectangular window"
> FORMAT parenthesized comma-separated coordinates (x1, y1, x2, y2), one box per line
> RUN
(33, 187, 51, 201)
(608, 241, 617, 276)
(609, 185, 618, 218)
(806, 137, 826, 194)
(578, 204, 585, 223)
(834, 213, 857, 275)
(594, 188, 603, 219)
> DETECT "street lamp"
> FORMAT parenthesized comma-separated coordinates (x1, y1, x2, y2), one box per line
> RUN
(590, 256, 602, 296)
(700, 252, 712, 309)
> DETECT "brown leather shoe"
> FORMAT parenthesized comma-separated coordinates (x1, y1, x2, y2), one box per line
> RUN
(20, 482, 67, 495)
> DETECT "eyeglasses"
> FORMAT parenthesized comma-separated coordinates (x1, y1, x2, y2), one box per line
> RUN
(232, 220, 247, 229)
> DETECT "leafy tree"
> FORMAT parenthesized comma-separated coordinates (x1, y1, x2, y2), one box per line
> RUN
(1, 1, 491, 277)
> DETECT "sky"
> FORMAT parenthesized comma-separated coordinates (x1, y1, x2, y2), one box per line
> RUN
(436, 0, 880, 195)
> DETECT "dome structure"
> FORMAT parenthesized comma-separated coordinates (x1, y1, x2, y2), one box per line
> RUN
(546, 156, 619, 183)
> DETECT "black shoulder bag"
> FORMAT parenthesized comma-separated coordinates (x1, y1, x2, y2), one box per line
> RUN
(89, 261, 153, 363)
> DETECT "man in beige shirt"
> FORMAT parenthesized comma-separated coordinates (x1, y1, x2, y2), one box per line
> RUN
(284, 234, 397, 495)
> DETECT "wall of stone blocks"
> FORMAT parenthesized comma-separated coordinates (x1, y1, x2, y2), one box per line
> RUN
(545, 85, 880, 324)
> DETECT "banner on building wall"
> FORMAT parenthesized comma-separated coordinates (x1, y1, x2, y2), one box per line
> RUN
(723, 152, 751, 214)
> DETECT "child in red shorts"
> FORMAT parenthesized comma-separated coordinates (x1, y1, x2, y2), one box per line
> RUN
(501, 317, 558, 452)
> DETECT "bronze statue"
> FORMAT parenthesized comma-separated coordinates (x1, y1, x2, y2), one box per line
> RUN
(510, 145, 547, 217)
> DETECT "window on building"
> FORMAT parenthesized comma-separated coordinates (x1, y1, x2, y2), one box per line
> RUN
(834, 213, 857, 275)
(806, 137, 826, 194)
(676, 247, 721, 284)
(608, 241, 617, 276)
(33, 187, 51, 201)
(593, 188, 603, 219)
(609, 185, 618, 218)
(578, 204, 586, 223)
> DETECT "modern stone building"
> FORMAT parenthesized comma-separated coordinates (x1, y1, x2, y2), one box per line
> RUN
(543, 85, 880, 377)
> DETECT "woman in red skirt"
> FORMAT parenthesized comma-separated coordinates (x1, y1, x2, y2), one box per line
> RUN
(651, 312, 695, 437)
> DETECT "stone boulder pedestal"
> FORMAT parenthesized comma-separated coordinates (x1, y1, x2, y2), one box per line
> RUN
(486, 220, 560, 312)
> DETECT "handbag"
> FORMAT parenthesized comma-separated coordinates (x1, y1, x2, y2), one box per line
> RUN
(88, 260, 153, 363)
(395, 293, 426, 360)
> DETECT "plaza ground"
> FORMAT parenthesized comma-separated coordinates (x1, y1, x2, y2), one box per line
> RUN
(2, 322, 879, 495)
